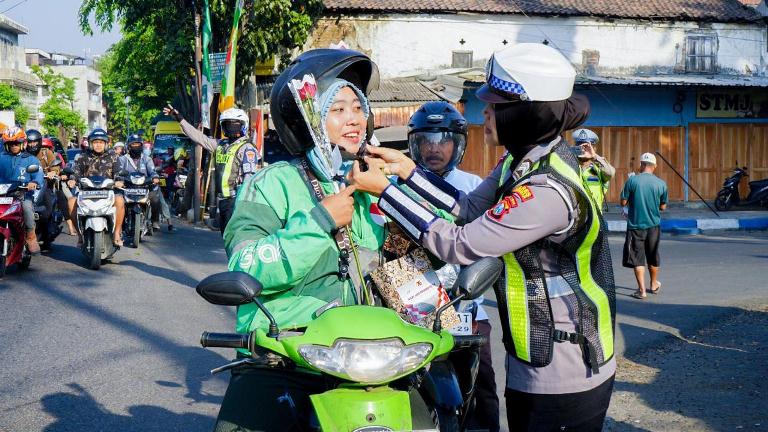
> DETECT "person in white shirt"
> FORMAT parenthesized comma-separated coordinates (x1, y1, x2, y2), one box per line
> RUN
(408, 101, 499, 432)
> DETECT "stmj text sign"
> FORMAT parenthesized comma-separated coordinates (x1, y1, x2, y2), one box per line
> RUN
(697, 90, 768, 118)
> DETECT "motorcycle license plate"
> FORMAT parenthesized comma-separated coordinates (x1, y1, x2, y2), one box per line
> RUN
(125, 188, 148, 195)
(80, 190, 109, 199)
(0, 197, 13, 204)
(159, 178, 166, 187)
(449, 312, 473, 336)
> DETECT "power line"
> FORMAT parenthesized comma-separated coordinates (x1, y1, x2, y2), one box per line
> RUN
(0, 0, 28, 15)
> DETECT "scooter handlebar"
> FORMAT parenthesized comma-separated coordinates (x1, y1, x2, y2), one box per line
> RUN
(200, 332, 251, 349)
(452, 334, 488, 349)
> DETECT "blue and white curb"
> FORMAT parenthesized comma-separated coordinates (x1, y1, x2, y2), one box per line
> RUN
(607, 217, 768, 232)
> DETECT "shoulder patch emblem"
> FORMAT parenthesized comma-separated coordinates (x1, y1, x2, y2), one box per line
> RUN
(488, 194, 519, 220)
(245, 150, 257, 163)
(512, 185, 534, 202)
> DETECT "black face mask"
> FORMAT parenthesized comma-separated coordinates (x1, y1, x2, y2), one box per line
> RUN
(128, 146, 143, 158)
(222, 122, 243, 139)
(26, 142, 41, 155)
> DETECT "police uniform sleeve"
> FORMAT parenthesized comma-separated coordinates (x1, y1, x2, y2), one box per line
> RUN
(180, 119, 219, 152)
(237, 143, 259, 181)
(378, 181, 571, 266)
(594, 155, 615, 180)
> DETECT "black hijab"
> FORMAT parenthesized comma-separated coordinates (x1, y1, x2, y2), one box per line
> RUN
(494, 94, 590, 167)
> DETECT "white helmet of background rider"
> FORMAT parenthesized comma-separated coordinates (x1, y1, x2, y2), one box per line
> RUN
(219, 108, 249, 138)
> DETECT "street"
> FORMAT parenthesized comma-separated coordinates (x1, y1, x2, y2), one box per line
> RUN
(0, 226, 766, 431)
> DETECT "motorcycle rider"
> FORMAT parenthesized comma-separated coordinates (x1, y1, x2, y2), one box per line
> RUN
(408, 101, 499, 431)
(211, 49, 440, 432)
(163, 105, 259, 234)
(119, 134, 173, 231)
(67, 128, 126, 247)
(113, 141, 125, 157)
(41, 137, 77, 236)
(572, 128, 615, 212)
(351, 43, 616, 431)
(0, 127, 44, 254)
(25, 130, 66, 249)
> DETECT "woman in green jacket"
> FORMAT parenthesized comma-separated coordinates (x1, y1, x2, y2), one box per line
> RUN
(214, 49, 403, 432)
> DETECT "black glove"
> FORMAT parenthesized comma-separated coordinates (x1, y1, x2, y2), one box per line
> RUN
(164, 104, 183, 122)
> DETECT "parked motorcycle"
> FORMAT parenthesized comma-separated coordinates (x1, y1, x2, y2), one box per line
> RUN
(714, 165, 768, 211)
(0, 165, 39, 277)
(76, 175, 119, 270)
(120, 171, 154, 248)
(34, 159, 65, 250)
(196, 257, 503, 432)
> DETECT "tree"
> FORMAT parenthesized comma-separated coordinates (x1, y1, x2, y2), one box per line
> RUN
(79, 0, 323, 124)
(32, 66, 86, 141)
(0, 83, 31, 127)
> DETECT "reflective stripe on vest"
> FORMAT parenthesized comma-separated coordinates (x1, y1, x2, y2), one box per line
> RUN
(501, 152, 614, 365)
(218, 138, 248, 198)
(498, 153, 515, 188)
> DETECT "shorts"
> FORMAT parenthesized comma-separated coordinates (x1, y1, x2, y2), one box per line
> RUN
(622, 226, 661, 268)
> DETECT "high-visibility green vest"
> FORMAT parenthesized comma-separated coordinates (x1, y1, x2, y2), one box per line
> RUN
(496, 143, 616, 372)
(215, 137, 249, 198)
(580, 163, 609, 212)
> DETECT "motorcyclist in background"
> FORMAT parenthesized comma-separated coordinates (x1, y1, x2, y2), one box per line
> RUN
(25, 129, 66, 249)
(119, 135, 173, 231)
(113, 141, 125, 157)
(408, 101, 500, 432)
(67, 128, 126, 246)
(0, 127, 44, 254)
(42, 137, 77, 235)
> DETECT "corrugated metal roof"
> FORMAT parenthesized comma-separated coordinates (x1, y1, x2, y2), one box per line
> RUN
(576, 75, 768, 87)
(369, 80, 442, 103)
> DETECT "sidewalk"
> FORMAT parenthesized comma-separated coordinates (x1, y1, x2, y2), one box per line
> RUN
(602, 202, 768, 233)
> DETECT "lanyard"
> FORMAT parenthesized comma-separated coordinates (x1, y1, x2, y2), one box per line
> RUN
(297, 159, 354, 281)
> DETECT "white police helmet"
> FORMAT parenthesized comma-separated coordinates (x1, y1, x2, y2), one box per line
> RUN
(572, 128, 599, 145)
(219, 108, 249, 129)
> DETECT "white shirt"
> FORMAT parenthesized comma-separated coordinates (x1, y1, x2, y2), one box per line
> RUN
(442, 168, 489, 321)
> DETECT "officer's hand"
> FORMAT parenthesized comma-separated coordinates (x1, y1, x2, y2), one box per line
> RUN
(580, 143, 596, 159)
(163, 104, 183, 122)
(115, 180, 124, 189)
(364, 146, 416, 180)
(349, 160, 390, 196)
(320, 185, 357, 228)
(67, 179, 76, 189)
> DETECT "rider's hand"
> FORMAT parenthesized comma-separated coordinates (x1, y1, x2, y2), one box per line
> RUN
(349, 160, 390, 196)
(46, 171, 56, 179)
(152, 177, 160, 184)
(60, 174, 68, 181)
(320, 185, 357, 228)
(163, 104, 183, 122)
(27, 181, 38, 190)
(67, 179, 76, 189)
(115, 180, 124, 188)
(364, 146, 416, 180)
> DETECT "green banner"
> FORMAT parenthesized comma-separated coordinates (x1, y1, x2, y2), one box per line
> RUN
(218, 0, 244, 112)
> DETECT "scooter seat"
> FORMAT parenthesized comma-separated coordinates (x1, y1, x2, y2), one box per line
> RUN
(748, 178, 768, 188)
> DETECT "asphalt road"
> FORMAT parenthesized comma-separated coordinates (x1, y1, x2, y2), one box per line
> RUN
(0, 225, 766, 431)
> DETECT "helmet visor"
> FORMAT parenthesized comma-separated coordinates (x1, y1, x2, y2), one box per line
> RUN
(408, 131, 466, 174)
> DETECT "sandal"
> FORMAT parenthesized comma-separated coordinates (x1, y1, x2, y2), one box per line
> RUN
(631, 291, 647, 300)
(649, 283, 662, 294)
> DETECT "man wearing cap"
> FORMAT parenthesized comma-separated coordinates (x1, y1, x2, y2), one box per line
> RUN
(620, 153, 667, 299)
(572, 128, 614, 212)
(352, 43, 616, 431)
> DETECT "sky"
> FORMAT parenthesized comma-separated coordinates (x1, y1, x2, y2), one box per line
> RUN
(4, 0, 121, 58)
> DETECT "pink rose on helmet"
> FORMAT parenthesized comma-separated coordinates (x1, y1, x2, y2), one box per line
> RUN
(298, 81, 317, 100)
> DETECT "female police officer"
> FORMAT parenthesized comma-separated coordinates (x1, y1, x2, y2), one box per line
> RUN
(351, 43, 617, 431)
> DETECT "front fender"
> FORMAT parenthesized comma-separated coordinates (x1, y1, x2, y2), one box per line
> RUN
(310, 387, 415, 432)
(419, 360, 463, 409)
(85, 217, 108, 232)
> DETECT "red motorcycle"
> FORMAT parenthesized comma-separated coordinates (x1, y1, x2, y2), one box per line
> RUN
(0, 165, 40, 277)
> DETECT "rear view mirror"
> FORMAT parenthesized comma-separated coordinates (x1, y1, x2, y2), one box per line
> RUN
(196, 271, 263, 306)
(456, 257, 503, 300)
(51, 159, 62, 167)
(26, 165, 40, 174)
(118, 170, 129, 177)
(62, 167, 75, 175)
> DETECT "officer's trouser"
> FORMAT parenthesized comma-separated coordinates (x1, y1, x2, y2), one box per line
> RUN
(217, 197, 234, 236)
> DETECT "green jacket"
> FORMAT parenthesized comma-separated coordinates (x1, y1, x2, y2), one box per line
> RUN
(224, 160, 387, 334)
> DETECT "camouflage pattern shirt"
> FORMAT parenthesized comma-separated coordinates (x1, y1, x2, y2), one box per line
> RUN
(72, 150, 121, 181)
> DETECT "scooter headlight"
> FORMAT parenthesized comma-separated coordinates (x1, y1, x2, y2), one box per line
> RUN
(130, 175, 146, 185)
(298, 338, 432, 384)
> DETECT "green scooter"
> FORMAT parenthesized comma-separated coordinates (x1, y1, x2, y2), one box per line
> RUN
(196, 257, 503, 432)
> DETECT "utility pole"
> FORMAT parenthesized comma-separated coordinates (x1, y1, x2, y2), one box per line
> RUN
(192, 0, 203, 224)
(124, 95, 131, 136)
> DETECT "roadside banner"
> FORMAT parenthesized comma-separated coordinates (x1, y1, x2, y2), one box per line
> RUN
(201, 0, 213, 129)
(218, 0, 244, 112)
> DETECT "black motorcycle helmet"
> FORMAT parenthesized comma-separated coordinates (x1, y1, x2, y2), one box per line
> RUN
(25, 129, 43, 155)
(270, 49, 380, 155)
(408, 102, 468, 174)
(126, 133, 143, 158)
